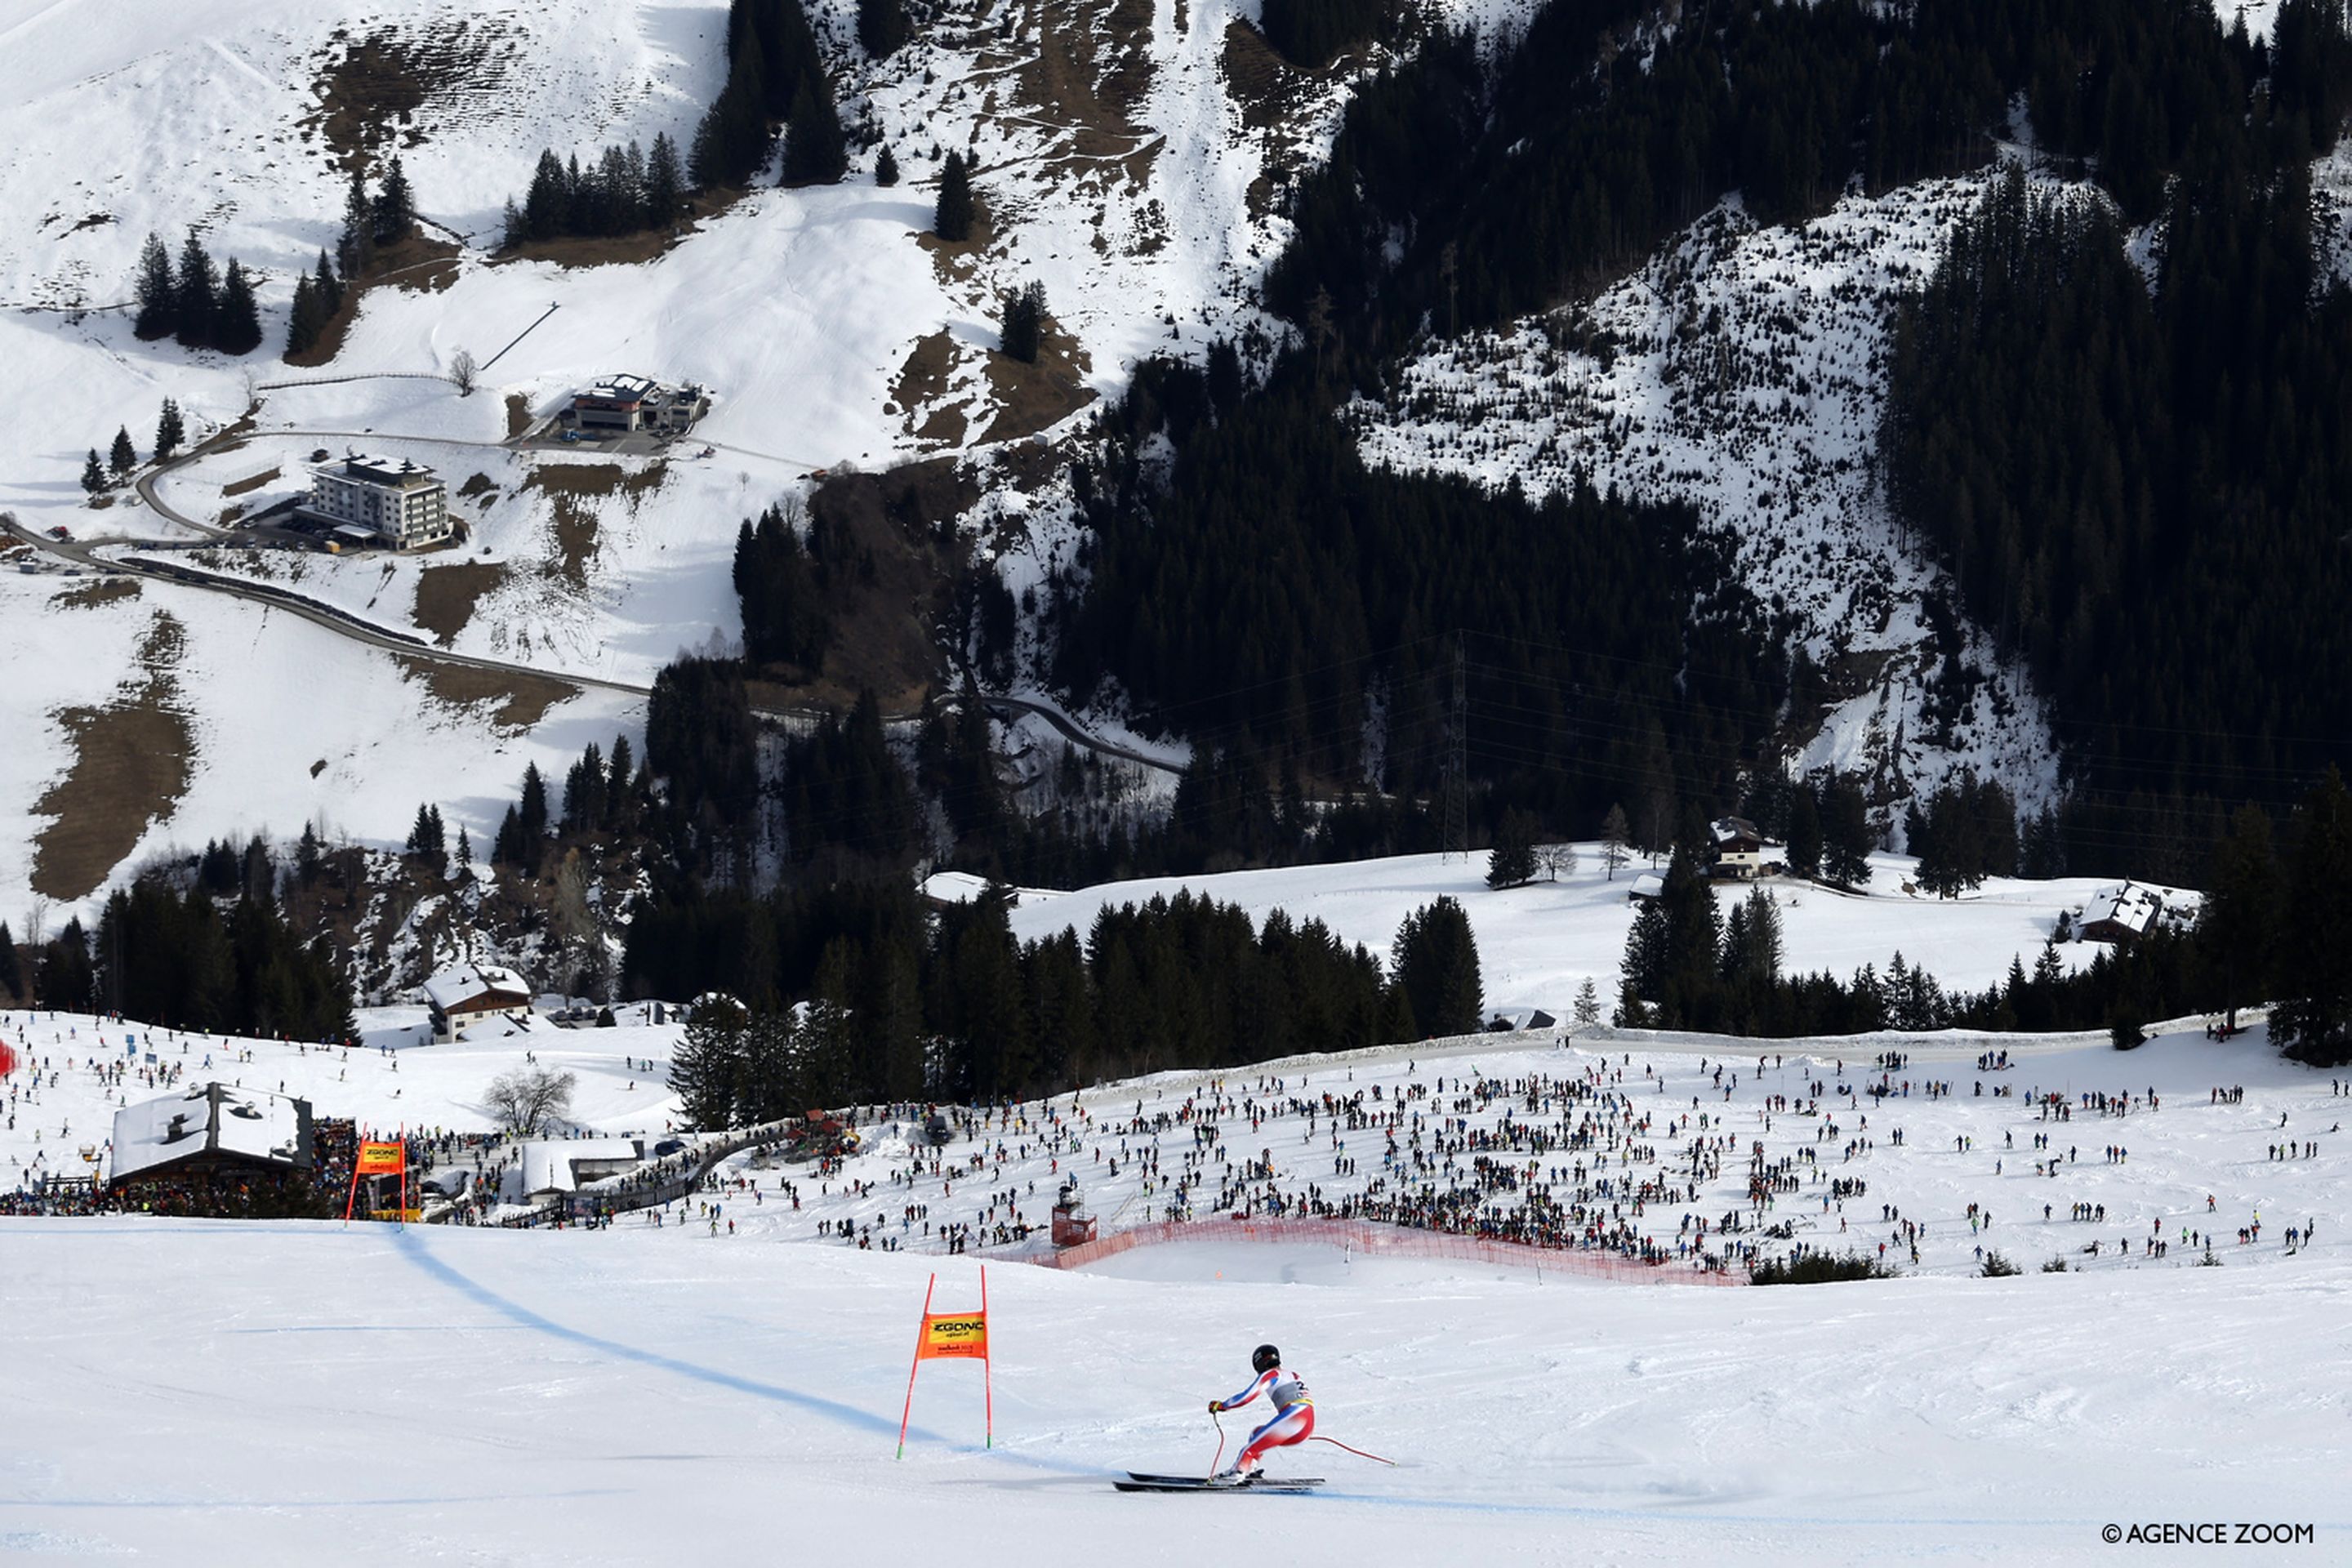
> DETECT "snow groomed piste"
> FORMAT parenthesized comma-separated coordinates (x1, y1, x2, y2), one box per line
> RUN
(5, 1001, 2346, 1561)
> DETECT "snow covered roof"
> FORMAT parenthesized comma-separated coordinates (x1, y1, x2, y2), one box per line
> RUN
(581, 374, 657, 403)
(2085, 883, 2163, 938)
(1628, 873, 1665, 900)
(111, 1083, 310, 1183)
(422, 962, 531, 1014)
(518, 1138, 645, 1195)
(1713, 815, 1763, 845)
(326, 453, 437, 486)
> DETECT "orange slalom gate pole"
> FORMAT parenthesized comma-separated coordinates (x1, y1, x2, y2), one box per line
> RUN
(981, 1265, 992, 1449)
(896, 1273, 937, 1459)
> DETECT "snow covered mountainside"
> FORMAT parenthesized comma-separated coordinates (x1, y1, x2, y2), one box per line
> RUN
(1352, 172, 2069, 825)
(0, 0, 1535, 916)
(4, 999, 2344, 1561)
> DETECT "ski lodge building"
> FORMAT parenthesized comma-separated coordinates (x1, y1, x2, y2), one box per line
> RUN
(568, 374, 710, 434)
(301, 452, 452, 549)
(109, 1083, 314, 1192)
(421, 961, 534, 1042)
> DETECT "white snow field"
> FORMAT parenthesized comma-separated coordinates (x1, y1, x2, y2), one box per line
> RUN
(4, 1003, 2349, 1563)
(0, 0, 1554, 920)
(948, 846, 2197, 1016)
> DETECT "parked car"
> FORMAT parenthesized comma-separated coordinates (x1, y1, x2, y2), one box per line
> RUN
(47, 526, 71, 541)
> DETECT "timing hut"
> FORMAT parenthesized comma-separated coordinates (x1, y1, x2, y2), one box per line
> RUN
(109, 1083, 314, 1192)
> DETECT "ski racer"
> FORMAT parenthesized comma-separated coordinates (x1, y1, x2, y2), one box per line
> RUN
(1209, 1344, 1313, 1480)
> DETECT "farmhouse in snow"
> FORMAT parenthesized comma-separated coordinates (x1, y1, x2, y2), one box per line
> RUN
(422, 961, 533, 1042)
(2080, 883, 2164, 945)
(1709, 815, 1776, 879)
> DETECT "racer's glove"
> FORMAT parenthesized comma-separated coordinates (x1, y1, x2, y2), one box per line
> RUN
(1209, 1401, 1224, 1413)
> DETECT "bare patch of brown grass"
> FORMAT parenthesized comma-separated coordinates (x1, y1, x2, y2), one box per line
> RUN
(892, 331, 973, 447)
(519, 461, 666, 589)
(981, 317, 1095, 443)
(53, 577, 140, 610)
(30, 612, 193, 902)
(412, 560, 509, 646)
(300, 21, 512, 174)
(393, 655, 577, 732)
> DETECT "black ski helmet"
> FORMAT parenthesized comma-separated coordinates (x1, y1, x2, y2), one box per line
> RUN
(1251, 1344, 1281, 1374)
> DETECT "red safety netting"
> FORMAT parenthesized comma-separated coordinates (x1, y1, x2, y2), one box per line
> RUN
(1031, 1216, 1744, 1285)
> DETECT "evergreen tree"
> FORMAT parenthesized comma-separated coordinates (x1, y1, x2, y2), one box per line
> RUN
(1621, 898, 1668, 1002)
(1726, 885, 1783, 987)
(1785, 784, 1821, 878)
(1821, 774, 1873, 888)
(172, 230, 216, 350)
(0, 921, 19, 1004)
(783, 71, 847, 185)
(492, 804, 524, 867)
(874, 143, 899, 187)
(606, 733, 636, 831)
(645, 132, 684, 226)
(338, 165, 375, 277)
(38, 917, 95, 1013)
(214, 259, 261, 355)
(1572, 974, 1601, 1028)
(1485, 807, 1536, 889)
(1392, 895, 1482, 1037)
(154, 399, 185, 461)
(286, 272, 323, 357)
(132, 233, 176, 340)
(1000, 278, 1047, 362)
(518, 762, 550, 855)
(314, 249, 344, 316)
(670, 996, 747, 1126)
(108, 426, 136, 479)
(934, 150, 974, 241)
(2199, 804, 2278, 1031)
(80, 448, 107, 495)
(456, 825, 474, 873)
(2274, 768, 2352, 1065)
(524, 149, 568, 241)
(858, 0, 910, 59)
(372, 155, 416, 243)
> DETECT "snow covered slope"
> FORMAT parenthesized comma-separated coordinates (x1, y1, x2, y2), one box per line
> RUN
(0, 565, 639, 915)
(0, 0, 1530, 918)
(3, 1008, 2345, 1563)
(966, 846, 2193, 1017)
(1353, 173, 2070, 823)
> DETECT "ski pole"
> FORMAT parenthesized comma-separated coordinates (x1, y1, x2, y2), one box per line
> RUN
(1206, 1409, 1227, 1480)
(1309, 1434, 1398, 1466)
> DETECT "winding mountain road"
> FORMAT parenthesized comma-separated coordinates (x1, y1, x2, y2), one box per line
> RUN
(14, 458, 1184, 777)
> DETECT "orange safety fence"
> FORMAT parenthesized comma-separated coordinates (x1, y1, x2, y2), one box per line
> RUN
(1027, 1216, 1745, 1285)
